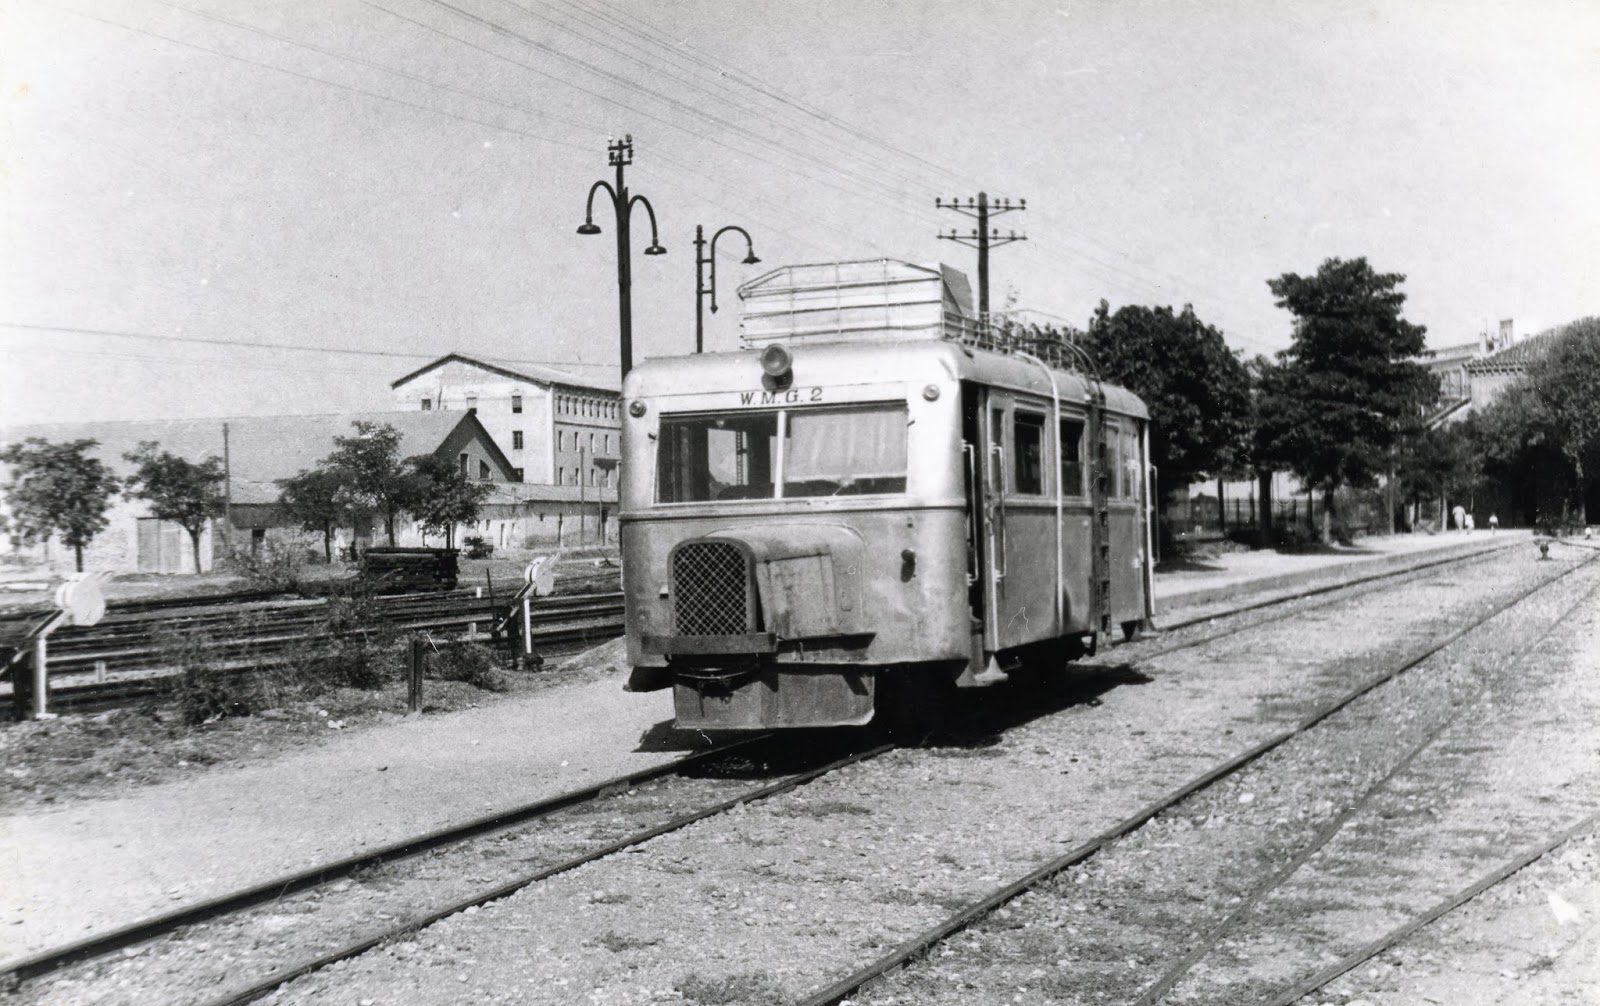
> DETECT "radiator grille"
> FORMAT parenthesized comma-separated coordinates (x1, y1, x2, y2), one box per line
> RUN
(672, 542, 753, 636)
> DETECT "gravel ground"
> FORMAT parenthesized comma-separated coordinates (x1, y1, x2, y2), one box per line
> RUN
(166, 540, 1585, 1005)
(0, 640, 679, 962)
(847, 550, 1600, 1006)
(23, 740, 869, 1006)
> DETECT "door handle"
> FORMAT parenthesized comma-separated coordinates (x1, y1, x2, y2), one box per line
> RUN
(990, 444, 1007, 579)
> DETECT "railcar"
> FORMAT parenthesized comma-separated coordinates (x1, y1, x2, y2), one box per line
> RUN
(620, 260, 1154, 730)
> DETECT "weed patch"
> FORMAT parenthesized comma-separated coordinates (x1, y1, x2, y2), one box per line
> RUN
(677, 969, 789, 1005)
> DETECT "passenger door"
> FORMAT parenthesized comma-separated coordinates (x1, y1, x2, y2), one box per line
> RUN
(980, 391, 1059, 652)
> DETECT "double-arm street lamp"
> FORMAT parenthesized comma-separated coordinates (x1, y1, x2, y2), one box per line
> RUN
(694, 224, 760, 354)
(576, 135, 665, 379)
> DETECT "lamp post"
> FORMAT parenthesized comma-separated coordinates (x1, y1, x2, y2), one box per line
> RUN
(694, 224, 760, 354)
(577, 135, 665, 379)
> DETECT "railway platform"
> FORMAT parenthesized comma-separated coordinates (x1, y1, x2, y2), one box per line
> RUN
(0, 529, 1530, 964)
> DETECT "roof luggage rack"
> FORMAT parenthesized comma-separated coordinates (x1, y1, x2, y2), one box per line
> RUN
(736, 258, 1095, 375)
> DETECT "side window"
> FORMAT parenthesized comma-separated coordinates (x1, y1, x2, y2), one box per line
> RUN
(1104, 422, 1122, 498)
(1122, 427, 1141, 500)
(1059, 417, 1085, 496)
(511, 394, 522, 414)
(1013, 411, 1045, 495)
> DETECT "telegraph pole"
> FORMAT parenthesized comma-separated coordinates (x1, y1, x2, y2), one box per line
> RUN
(935, 191, 1026, 326)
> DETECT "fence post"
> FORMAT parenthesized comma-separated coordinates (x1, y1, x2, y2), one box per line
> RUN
(408, 637, 425, 714)
(32, 634, 50, 719)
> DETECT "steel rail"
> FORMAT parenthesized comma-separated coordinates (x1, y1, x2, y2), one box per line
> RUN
(0, 733, 774, 984)
(9, 592, 624, 680)
(1130, 569, 1600, 1005)
(26, 624, 624, 716)
(793, 549, 1599, 1006)
(1069, 540, 1518, 674)
(1260, 807, 1600, 1006)
(1149, 538, 1519, 637)
(190, 742, 896, 1006)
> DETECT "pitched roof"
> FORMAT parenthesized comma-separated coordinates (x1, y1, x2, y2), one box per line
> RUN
(1464, 328, 1565, 373)
(0, 411, 492, 484)
(389, 353, 619, 394)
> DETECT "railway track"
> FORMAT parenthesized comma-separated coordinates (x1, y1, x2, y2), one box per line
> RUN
(4, 733, 896, 1005)
(802, 549, 1600, 1006)
(4, 539, 1550, 1006)
(0, 580, 623, 714)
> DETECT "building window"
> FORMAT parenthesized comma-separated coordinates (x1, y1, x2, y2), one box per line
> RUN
(512, 430, 523, 450)
(513, 467, 524, 482)
(465, 393, 478, 412)
(421, 398, 432, 411)
(558, 431, 566, 451)
(604, 434, 611, 454)
(459, 452, 469, 476)
(511, 394, 522, 414)
(479, 460, 490, 481)
(589, 433, 597, 453)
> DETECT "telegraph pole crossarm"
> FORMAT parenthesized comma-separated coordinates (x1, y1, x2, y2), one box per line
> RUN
(695, 224, 760, 354)
(935, 191, 1027, 329)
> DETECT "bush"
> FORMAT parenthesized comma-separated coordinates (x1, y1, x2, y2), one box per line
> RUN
(224, 541, 310, 594)
(463, 535, 494, 559)
(425, 639, 511, 692)
(155, 586, 404, 724)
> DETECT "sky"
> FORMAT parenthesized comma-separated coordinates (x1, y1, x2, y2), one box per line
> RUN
(3, 0, 1597, 426)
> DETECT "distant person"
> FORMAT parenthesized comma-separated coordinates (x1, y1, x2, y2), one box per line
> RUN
(1452, 504, 1466, 530)
(1465, 513, 1475, 531)
(1488, 514, 1499, 532)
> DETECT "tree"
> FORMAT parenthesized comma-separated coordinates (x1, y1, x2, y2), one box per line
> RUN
(321, 421, 417, 546)
(408, 453, 493, 548)
(1470, 318, 1600, 527)
(1262, 258, 1436, 540)
(1517, 319, 1600, 524)
(0, 438, 120, 572)
(123, 441, 227, 574)
(276, 467, 351, 563)
(1083, 302, 1252, 541)
(1397, 422, 1483, 529)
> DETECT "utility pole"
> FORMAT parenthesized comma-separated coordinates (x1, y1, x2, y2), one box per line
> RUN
(222, 422, 233, 554)
(935, 191, 1026, 326)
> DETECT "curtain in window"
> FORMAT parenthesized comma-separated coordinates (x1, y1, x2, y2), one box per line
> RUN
(785, 406, 907, 481)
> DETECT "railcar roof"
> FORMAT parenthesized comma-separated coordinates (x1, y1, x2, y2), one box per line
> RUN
(625, 340, 1149, 420)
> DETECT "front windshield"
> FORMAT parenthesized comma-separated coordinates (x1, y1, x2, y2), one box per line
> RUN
(783, 404, 908, 497)
(656, 402, 907, 503)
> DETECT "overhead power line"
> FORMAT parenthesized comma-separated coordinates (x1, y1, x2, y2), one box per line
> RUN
(0, 323, 616, 374)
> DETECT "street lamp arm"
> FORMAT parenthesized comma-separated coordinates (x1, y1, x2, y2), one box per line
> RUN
(707, 225, 758, 314)
(629, 194, 665, 253)
(581, 179, 618, 227)
(711, 224, 756, 250)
